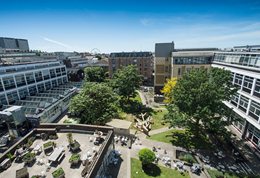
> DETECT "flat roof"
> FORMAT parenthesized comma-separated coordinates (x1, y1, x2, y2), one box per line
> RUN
(106, 119, 132, 129)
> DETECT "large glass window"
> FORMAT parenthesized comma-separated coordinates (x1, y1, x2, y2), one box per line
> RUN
(15, 74, 26, 87)
(61, 67, 66, 75)
(35, 71, 43, 82)
(3, 76, 16, 90)
(7, 91, 19, 104)
(37, 83, 45, 93)
(231, 93, 239, 107)
(238, 95, 249, 113)
(56, 68, 61, 76)
(42, 69, 50, 80)
(234, 74, 243, 88)
(19, 88, 29, 99)
(25, 73, 35, 84)
(242, 76, 253, 94)
(58, 78, 62, 85)
(0, 94, 8, 105)
(50, 69, 56, 78)
(45, 81, 51, 90)
(28, 85, 37, 96)
(62, 77, 67, 83)
(52, 80, 58, 87)
(253, 79, 260, 98)
(249, 100, 260, 121)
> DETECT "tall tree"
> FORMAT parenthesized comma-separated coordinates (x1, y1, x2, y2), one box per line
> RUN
(165, 68, 237, 137)
(69, 83, 118, 125)
(161, 77, 177, 103)
(110, 65, 142, 101)
(84, 67, 106, 83)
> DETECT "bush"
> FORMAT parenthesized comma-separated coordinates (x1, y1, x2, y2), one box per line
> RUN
(69, 153, 80, 163)
(52, 167, 65, 178)
(67, 133, 73, 145)
(7, 152, 16, 161)
(22, 152, 36, 164)
(179, 153, 197, 164)
(138, 148, 156, 166)
(43, 141, 55, 149)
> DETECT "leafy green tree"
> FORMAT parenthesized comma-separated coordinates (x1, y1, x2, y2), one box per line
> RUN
(84, 67, 106, 83)
(138, 148, 156, 166)
(110, 65, 142, 101)
(69, 83, 118, 125)
(165, 68, 237, 137)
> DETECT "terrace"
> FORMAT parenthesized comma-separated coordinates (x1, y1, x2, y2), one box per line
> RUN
(0, 124, 114, 178)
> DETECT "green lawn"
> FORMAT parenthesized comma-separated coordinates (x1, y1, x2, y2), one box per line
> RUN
(131, 158, 189, 178)
(147, 129, 213, 150)
(207, 169, 240, 178)
(151, 109, 169, 130)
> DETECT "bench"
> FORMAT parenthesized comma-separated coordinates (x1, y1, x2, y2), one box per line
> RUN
(57, 153, 65, 163)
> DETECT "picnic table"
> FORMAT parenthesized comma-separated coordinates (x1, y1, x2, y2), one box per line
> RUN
(48, 147, 64, 162)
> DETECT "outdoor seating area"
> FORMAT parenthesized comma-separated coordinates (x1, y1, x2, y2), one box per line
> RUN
(0, 131, 106, 178)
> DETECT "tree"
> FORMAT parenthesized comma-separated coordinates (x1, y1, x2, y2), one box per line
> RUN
(161, 77, 177, 103)
(165, 68, 237, 137)
(138, 148, 156, 166)
(69, 83, 118, 125)
(84, 67, 106, 83)
(110, 65, 142, 101)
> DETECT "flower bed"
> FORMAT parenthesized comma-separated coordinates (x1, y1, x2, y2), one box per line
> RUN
(52, 167, 65, 178)
(69, 153, 81, 165)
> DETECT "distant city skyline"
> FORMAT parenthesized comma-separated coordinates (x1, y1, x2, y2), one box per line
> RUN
(1, 0, 260, 53)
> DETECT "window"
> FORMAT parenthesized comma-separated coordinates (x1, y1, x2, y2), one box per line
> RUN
(58, 78, 62, 85)
(234, 74, 243, 88)
(243, 76, 253, 93)
(19, 88, 28, 99)
(25, 73, 35, 84)
(45, 81, 51, 90)
(50, 69, 56, 78)
(254, 79, 260, 98)
(15, 75, 26, 87)
(238, 95, 249, 113)
(231, 93, 239, 107)
(178, 68, 181, 75)
(0, 79, 4, 92)
(62, 77, 67, 83)
(7, 91, 19, 104)
(29, 85, 37, 96)
(56, 68, 61, 76)
(37, 83, 45, 93)
(61, 67, 66, 75)
(52, 80, 58, 87)
(35, 71, 43, 82)
(42, 69, 50, 80)
(249, 100, 260, 121)
(0, 94, 8, 105)
(3, 76, 16, 90)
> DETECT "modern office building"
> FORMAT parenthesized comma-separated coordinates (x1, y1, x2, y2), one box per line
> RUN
(0, 37, 29, 52)
(109, 52, 154, 85)
(212, 47, 260, 151)
(154, 42, 217, 94)
(0, 60, 79, 137)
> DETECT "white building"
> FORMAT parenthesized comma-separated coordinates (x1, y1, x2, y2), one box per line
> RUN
(212, 50, 260, 151)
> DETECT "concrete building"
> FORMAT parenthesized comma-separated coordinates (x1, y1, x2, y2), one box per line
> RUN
(109, 52, 154, 85)
(0, 37, 29, 53)
(154, 42, 217, 94)
(212, 47, 260, 151)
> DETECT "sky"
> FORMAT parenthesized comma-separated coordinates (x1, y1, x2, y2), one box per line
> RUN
(1, 0, 260, 53)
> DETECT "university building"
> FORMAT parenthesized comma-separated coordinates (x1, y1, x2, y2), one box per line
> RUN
(212, 46, 260, 151)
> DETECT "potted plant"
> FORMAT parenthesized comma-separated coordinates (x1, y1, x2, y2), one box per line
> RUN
(69, 153, 80, 165)
(67, 133, 80, 152)
(52, 167, 65, 178)
(22, 152, 36, 165)
(43, 141, 55, 155)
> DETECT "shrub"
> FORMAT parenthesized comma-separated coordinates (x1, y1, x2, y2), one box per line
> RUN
(7, 152, 16, 161)
(52, 167, 65, 178)
(138, 148, 156, 166)
(67, 133, 73, 145)
(179, 153, 197, 164)
(43, 141, 55, 148)
(69, 153, 80, 163)
(22, 152, 36, 164)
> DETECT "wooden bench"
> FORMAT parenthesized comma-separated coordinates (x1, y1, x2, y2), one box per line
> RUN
(57, 153, 65, 163)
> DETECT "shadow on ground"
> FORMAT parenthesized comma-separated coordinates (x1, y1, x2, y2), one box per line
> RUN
(142, 163, 161, 177)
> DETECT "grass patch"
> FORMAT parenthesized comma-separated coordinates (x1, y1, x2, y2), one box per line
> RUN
(148, 129, 213, 150)
(151, 109, 169, 130)
(207, 169, 239, 178)
(131, 158, 189, 178)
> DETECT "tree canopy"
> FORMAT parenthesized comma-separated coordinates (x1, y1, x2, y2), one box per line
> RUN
(110, 65, 142, 101)
(84, 67, 106, 83)
(164, 68, 237, 136)
(138, 148, 156, 166)
(161, 77, 177, 103)
(69, 83, 118, 125)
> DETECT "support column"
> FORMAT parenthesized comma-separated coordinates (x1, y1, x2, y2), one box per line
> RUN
(242, 120, 249, 139)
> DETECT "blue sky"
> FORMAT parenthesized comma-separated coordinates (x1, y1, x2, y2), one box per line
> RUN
(1, 0, 260, 52)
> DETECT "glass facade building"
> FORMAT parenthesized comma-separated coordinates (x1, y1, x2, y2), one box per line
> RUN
(213, 51, 260, 150)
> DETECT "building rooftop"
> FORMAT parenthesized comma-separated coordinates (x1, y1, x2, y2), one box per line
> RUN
(0, 124, 114, 178)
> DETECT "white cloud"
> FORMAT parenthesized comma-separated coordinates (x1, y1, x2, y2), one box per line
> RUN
(42, 37, 71, 49)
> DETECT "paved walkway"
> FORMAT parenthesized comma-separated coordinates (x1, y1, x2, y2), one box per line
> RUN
(149, 127, 172, 135)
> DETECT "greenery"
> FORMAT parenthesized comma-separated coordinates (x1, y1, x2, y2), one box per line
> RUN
(151, 109, 169, 130)
(178, 152, 197, 164)
(164, 68, 237, 138)
(69, 153, 80, 163)
(67, 133, 73, 144)
(131, 158, 189, 178)
(43, 141, 55, 148)
(138, 148, 156, 166)
(147, 129, 212, 150)
(69, 82, 118, 125)
(207, 169, 259, 178)
(52, 167, 65, 178)
(7, 152, 16, 161)
(110, 65, 142, 102)
(22, 152, 36, 164)
(161, 77, 177, 103)
(84, 67, 106, 83)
